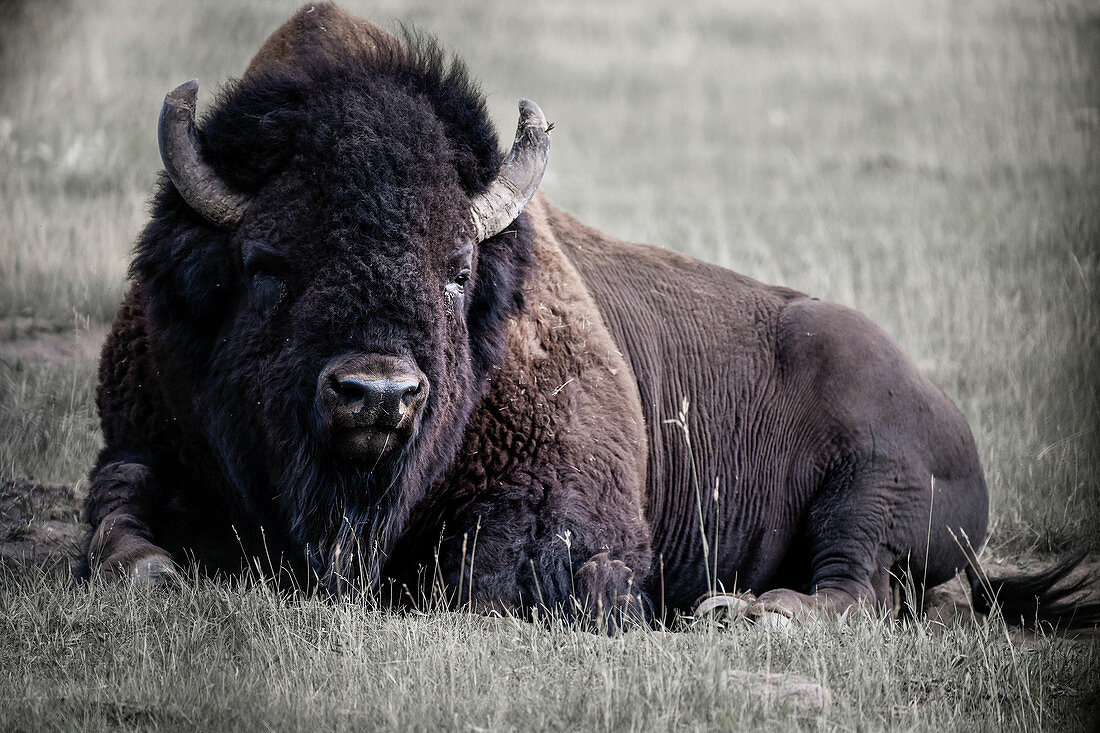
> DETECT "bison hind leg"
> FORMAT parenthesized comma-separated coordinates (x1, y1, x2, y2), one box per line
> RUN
(740, 473, 985, 626)
(738, 476, 945, 626)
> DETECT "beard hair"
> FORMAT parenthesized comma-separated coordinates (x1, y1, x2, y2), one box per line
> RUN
(280, 439, 416, 595)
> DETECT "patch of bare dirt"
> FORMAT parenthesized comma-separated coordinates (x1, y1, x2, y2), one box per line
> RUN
(0, 478, 83, 573)
(727, 669, 831, 712)
(0, 317, 108, 366)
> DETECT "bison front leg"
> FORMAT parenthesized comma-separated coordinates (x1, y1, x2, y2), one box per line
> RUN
(571, 551, 653, 631)
(83, 458, 174, 582)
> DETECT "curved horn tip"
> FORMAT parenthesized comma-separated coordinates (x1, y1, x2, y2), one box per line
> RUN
(165, 78, 200, 108)
(467, 99, 552, 242)
(517, 99, 548, 130)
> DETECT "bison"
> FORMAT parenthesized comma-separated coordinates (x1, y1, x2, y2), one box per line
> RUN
(83, 3, 1095, 629)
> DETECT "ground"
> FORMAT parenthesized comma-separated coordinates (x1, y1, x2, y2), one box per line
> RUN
(1, 0, 1098, 729)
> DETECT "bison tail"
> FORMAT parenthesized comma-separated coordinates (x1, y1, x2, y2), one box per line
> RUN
(965, 551, 1100, 629)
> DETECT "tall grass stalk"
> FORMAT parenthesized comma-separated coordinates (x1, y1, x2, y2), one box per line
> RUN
(664, 397, 715, 595)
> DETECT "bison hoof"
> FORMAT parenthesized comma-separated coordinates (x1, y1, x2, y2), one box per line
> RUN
(130, 553, 176, 584)
(572, 552, 650, 631)
(745, 589, 807, 631)
(693, 591, 756, 622)
(756, 610, 795, 631)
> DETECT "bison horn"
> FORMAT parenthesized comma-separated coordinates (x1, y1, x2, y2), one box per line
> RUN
(469, 99, 551, 242)
(158, 79, 252, 229)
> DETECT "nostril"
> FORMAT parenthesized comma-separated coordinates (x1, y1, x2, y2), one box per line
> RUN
(396, 379, 422, 405)
(333, 376, 372, 401)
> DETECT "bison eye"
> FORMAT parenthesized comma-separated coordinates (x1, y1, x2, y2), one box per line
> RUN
(445, 268, 471, 305)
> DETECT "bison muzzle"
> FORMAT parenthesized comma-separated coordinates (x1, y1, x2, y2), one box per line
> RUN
(318, 353, 428, 461)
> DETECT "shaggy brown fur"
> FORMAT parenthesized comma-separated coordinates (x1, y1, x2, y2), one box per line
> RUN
(83, 3, 1098, 629)
(387, 195, 651, 616)
(244, 4, 396, 79)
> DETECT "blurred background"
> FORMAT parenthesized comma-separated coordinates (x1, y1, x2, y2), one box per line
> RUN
(1, 0, 1097, 554)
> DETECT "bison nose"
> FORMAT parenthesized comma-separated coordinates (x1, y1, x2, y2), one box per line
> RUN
(331, 375, 422, 426)
(318, 354, 430, 447)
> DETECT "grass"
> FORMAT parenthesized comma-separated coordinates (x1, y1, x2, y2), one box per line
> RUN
(1, 0, 1098, 729)
(1, 566, 1097, 731)
(0, 358, 100, 484)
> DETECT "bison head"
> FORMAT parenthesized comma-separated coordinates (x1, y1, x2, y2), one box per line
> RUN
(131, 20, 546, 591)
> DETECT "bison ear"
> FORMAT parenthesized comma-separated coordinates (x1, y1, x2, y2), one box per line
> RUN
(132, 182, 236, 336)
(467, 209, 536, 375)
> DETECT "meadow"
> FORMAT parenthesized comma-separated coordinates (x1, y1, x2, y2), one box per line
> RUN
(1, 0, 1097, 729)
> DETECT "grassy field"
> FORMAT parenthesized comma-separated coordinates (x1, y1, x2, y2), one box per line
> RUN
(1, 0, 1098, 729)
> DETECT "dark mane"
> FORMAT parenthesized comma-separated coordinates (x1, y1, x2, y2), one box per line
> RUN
(201, 25, 500, 197)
